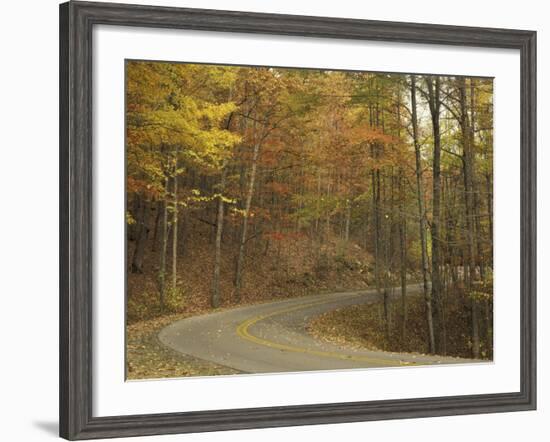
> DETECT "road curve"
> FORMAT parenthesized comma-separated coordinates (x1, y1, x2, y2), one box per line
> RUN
(158, 285, 481, 375)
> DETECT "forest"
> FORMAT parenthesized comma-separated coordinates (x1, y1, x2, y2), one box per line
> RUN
(126, 60, 494, 373)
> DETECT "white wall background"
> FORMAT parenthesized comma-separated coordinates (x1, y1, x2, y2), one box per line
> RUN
(0, 0, 545, 441)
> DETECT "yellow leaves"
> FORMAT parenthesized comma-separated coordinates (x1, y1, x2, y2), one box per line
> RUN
(229, 207, 247, 217)
(126, 211, 136, 225)
(181, 188, 237, 207)
(126, 61, 241, 196)
(468, 290, 492, 302)
(220, 195, 237, 204)
(201, 101, 237, 123)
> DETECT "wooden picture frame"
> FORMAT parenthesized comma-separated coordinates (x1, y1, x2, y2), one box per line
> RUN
(59, 1, 536, 439)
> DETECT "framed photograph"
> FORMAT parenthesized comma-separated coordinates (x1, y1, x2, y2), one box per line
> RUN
(59, 1, 536, 439)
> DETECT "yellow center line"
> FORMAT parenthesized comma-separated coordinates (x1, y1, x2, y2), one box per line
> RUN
(235, 296, 415, 367)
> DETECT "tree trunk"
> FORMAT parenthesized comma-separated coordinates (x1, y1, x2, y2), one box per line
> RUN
(151, 199, 162, 252)
(411, 75, 435, 353)
(459, 78, 480, 359)
(325, 174, 332, 240)
(211, 165, 227, 308)
(171, 153, 179, 298)
(383, 286, 390, 345)
(426, 76, 444, 354)
(344, 199, 351, 241)
(470, 79, 485, 281)
(399, 177, 407, 343)
(371, 141, 389, 344)
(131, 197, 149, 273)
(315, 167, 321, 237)
(371, 150, 382, 298)
(158, 177, 169, 312)
(396, 92, 407, 343)
(234, 138, 262, 301)
(486, 172, 493, 250)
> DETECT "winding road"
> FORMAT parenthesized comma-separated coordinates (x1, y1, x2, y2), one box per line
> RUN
(159, 285, 480, 374)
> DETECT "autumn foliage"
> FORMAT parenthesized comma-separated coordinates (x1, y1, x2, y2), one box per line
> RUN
(126, 61, 494, 362)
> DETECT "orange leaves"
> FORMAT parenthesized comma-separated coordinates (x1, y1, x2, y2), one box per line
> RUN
(264, 181, 292, 196)
(127, 177, 161, 199)
(348, 124, 395, 146)
(265, 231, 285, 242)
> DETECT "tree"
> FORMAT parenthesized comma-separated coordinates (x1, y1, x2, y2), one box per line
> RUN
(410, 75, 435, 352)
(126, 61, 240, 309)
(125, 62, 494, 360)
(233, 68, 305, 301)
(425, 75, 445, 354)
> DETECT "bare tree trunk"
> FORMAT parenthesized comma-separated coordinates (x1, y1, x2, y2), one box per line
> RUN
(371, 150, 382, 299)
(459, 78, 480, 359)
(211, 165, 227, 308)
(131, 197, 149, 273)
(383, 286, 390, 345)
(171, 153, 179, 297)
(470, 80, 485, 281)
(234, 138, 262, 302)
(325, 174, 332, 239)
(399, 178, 407, 343)
(158, 177, 169, 312)
(471, 81, 489, 355)
(344, 199, 351, 241)
(315, 167, 321, 236)
(151, 199, 161, 252)
(371, 141, 389, 344)
(426, 76, 444, 354)
(411, 75, 435, 353)
(396, 92, 407, 343)
(486, 172, 493, 249)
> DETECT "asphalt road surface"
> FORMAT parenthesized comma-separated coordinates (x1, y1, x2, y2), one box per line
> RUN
(158, 285, 482, 374)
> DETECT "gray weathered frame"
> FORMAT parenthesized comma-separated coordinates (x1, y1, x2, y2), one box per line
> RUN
(59, 1, 536, 439)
